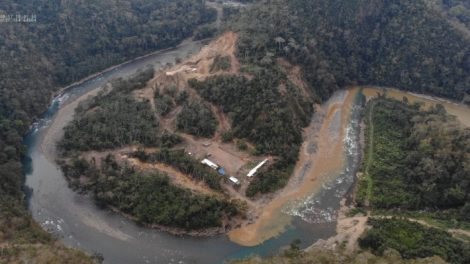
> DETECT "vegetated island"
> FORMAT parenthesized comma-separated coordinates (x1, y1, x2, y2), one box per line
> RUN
(56, 0, 470, 243)
(3, 0, 470, 262)
(56, 31, 314, 235)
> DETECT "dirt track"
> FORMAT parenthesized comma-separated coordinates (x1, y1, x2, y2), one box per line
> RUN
(127, 157, 221, 197)
(362, 87, 470, 127)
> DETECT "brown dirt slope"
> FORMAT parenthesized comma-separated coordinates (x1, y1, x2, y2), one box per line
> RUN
(133, 32, 241, 136)
(126, 157, 221, 197)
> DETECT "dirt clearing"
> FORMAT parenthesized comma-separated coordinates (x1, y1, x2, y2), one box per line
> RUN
(126, 157, 221, 197)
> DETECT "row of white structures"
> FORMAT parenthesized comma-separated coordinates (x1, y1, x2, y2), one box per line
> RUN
(201, 158, 240, 185)
(201, 158, 269, 185)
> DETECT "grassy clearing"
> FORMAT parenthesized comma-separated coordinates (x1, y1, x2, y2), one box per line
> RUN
(372, 209, 470, 232)
(356, 101, 375, 207)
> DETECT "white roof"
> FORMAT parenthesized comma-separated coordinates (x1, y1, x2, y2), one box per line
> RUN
(229, 176, 240, 184)
(201, 159, 218, 169)
(247, 159, 268, 177)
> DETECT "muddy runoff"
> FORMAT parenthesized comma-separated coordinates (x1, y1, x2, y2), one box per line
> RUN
(228, 86, 470, 247)
(36, 67, 467, 262)
(229, 88, 365, 246)
(25, 87, 365, 263)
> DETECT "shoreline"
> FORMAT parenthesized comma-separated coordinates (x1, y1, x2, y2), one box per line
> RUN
(41, 85, 106, 163)
(43, 85, 242, 238)
(50, 37, 209, 100)
(106, 205, 230, 238)
(228, 88, 361, 246)
(36, 32, 247, 239)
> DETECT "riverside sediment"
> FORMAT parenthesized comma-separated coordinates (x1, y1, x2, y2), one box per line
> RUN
(229, 88, 362, 246)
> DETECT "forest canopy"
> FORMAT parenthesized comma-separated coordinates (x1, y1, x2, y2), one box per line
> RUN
(59, 69, 160, 153)
(0, 0, 215, 172)
(189, 71, 313, 196)
(61, 155, 241, 230)
(357, 97, 470, 220)
(359, 218, 470, 264)
(0, 0, 215, 258)
(231, 0, 470, 102)
(2, 0, 470, 260)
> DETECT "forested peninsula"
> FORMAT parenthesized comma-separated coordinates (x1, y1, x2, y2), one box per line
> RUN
(1, 0, 470, 263)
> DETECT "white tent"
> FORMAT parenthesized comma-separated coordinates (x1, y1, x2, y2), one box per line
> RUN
(229, 176, 240, 185)
(201, 159, 219, 170)
(247, 159, 268, 177)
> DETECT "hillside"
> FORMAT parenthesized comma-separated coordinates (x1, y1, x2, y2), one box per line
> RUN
(221, 0, 470, 197)
(0, 0, 216, 262)
(226, 0, 470, 262)
(231, 0, 470, 101)
(1, 0, 470, 262)
(48, 0, 470, 238)
(57, 31, 313, 233)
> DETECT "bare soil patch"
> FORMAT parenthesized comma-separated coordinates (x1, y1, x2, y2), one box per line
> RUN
(309, 199, 369, 253)
(126, 157, 221, 197)
(277, 58, 311, 98)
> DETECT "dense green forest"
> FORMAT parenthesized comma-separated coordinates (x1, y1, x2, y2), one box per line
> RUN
(436, 0, 470, 30)
(154, 90, 176, 116)
(356, 97, 470, 220)
(231, 0, 470, 102)
(359, 218, 470, 264)
(2, 0, 470, 261)
(61, 155, 241, 230)
(214, 0, 470, 197)
(189, 71, 313, 196)
(176, 101, 218, 138)
(211, 55, 232, 72)
(131, 148, 223, 191)
(190, 73, 311, 157)
(59, 69, 160, 153)
(0, 0, 215, 260)
(0, 0, 215, 199)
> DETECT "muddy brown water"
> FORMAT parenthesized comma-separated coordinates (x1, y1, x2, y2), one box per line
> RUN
(228, 88, 365, 246)
(25, 43, 470, 263)
(23, 39, 338, 263)
(24, 65, 359, 263)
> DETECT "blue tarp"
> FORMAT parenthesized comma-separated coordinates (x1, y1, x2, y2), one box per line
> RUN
(217, 168, 226, 176)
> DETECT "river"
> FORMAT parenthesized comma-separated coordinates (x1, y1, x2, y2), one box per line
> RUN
(23, 35, 367, 263)
(24, 35, 470, 263)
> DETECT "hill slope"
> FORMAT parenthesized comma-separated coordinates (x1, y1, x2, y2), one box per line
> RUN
(0, 0, 215, 262)
(232, 0, 470, 101)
